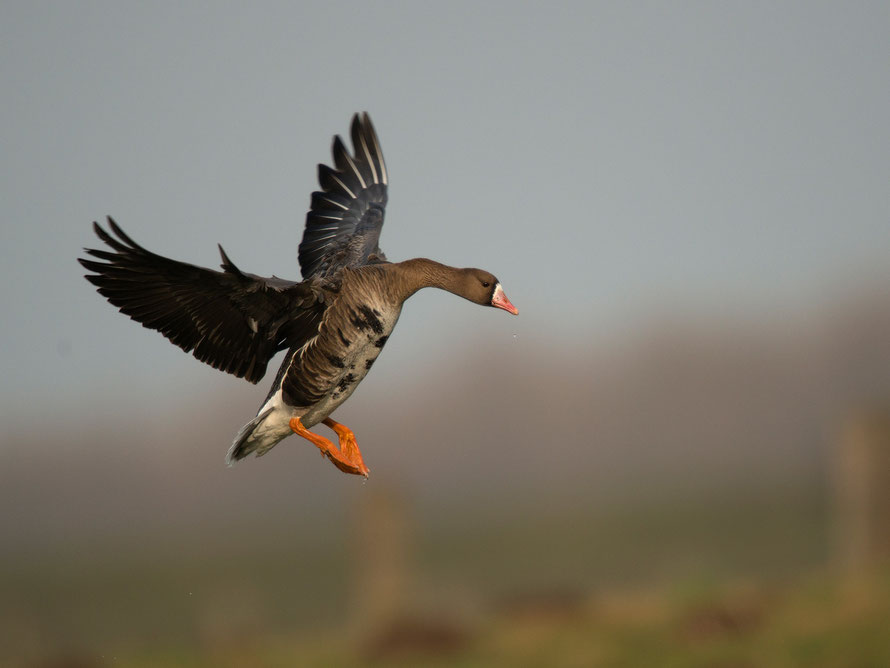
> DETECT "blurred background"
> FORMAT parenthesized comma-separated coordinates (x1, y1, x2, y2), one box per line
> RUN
(2, 2, 889, 666)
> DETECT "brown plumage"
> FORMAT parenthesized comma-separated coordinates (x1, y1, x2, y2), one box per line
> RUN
(80, 113, 517, 477)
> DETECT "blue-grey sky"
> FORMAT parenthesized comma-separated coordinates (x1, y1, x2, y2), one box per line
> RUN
(2, 1, 888, 423)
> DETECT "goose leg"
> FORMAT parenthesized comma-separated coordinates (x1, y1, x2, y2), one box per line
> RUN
(289, 417, 369, 477)
(322, 417, 370, 477)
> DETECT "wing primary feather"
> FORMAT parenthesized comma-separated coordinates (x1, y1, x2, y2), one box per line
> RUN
(352, 113, 379, 185)
(329, 172, 356, 198)
(105, 217, 145, 250)
(362, 112, 387, 185)
(319, 195, 349, 210)
(218, 244, 245, 277)
(298, 113, 389, 278)
(332, 135, 368, 189)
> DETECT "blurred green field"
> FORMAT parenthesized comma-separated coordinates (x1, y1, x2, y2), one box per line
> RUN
(9, 565, 887, 667)
(7, 481, 883, 667)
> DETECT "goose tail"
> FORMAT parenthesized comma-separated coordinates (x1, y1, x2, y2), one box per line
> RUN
(226, 406, 287, 465)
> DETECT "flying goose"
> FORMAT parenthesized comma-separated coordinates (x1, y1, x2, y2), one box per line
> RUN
(79, 113, 517, 477)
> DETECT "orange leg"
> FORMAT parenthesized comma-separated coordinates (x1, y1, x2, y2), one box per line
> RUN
(322, 417, 369, 477)
(289, 417, 369, 477)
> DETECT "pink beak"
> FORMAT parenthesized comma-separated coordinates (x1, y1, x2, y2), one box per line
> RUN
(491, 283, 518, 315)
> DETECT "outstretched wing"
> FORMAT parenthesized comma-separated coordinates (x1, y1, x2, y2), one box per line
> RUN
(298, 112, 389, 278)
(80, 217, 328, 383)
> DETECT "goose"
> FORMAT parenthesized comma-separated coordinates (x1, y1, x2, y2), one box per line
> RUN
(79, 113, 517, 477)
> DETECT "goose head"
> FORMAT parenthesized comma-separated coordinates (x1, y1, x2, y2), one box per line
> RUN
(458, 268, 519, 315)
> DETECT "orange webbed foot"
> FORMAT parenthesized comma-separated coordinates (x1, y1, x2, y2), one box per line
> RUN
(289, 417, 369, 478)
(323, 417, 369, 477)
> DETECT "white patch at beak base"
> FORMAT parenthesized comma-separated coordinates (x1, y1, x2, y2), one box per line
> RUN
(491, 283, 518, 315)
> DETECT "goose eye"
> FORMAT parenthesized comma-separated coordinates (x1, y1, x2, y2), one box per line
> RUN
(482, 281, 490, 288)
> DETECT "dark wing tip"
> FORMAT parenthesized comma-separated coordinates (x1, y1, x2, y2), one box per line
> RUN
(217, 244, 245, 277)
(104, 216, 142, 248)
(87, 216, 147, 256)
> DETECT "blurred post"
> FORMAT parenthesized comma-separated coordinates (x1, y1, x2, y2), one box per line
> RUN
(834, 409, 890, 573)
(350, 485, 413, 636)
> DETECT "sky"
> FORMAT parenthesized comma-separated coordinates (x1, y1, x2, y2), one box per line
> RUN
(1, 1, 888, 423)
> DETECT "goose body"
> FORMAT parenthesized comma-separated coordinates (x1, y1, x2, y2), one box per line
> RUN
(236, 264, 406, 460)
(80, 114, 517, 476)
